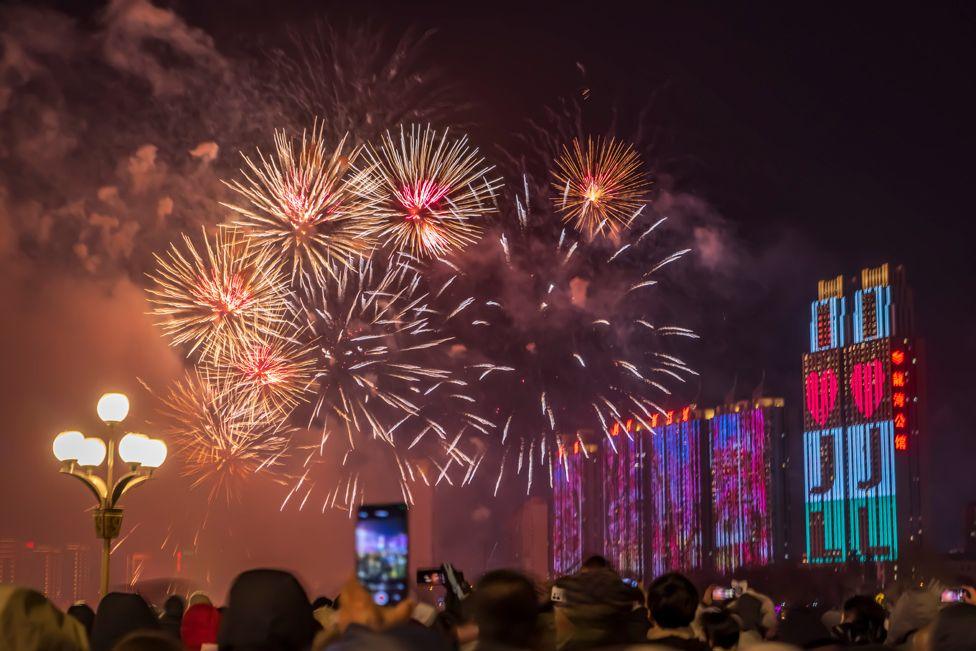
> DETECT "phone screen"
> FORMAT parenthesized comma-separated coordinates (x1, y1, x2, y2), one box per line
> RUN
(712, 587, 737, 601)
(941, 589, 965, 603)
(417, 568, 446, 586)
(355, 503, 409, 606)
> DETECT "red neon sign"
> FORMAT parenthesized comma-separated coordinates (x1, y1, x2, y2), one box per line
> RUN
(891, 348, 909, 452)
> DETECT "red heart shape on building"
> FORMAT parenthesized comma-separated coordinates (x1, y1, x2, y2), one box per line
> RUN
(805, 369, 838, 426)
(851, 359, 884, 419)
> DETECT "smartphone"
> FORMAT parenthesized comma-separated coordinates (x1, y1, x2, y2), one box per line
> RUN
(417, 567, 447, 586)
(622, 578, 639, 588)
(941, 589, 966, 604)
(712, 587, 737, 601)
(355, 502, 409, 606)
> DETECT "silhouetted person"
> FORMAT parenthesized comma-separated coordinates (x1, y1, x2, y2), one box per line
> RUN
(181, 602, 221, 651)
(218, 569, 317, 651)
(469, 570, 538, 651)
(159, 595, 184, 640)
(700, 609, 740, 651)
(67, 602, 95, 639)
(552, 569, 637, 650)
(579, 556, 609, 573)
(646, 573, 709, 651)
(91, 593, 160, 651)
(832, 595, 886, 646)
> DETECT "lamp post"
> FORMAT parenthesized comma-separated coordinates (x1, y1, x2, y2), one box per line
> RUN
(52, 392, 167, 597)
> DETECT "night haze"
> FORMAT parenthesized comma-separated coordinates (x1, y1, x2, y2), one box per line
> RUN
(1, 0, 974, 611)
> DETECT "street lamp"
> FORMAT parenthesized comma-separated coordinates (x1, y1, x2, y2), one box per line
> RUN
(52, 392, 167, 597)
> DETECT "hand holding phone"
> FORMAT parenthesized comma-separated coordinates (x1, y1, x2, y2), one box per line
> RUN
(355, 503, 409, 606)
(712, 587, 737, 601)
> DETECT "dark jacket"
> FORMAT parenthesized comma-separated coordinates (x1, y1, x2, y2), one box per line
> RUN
(218, 569, 318, 651)
(91, 592, 160, 651)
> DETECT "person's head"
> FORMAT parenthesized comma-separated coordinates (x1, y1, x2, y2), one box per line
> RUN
(647, 573, 699, 630)
(0, 585, 88, 651)
(470, 570, 538, 649)
(580, 556, 609, 573)
(701, 608, 740, 650)
(218, 568, 316, 651)
(187, 592, 211, 608)
(92, 592, 160, 651)
(67, 601, 95, 637)
(180, 603, 221, 651)
(162, 595, 184, 619)
(552, 569, 635, 650)
(931, 604, 976, 651)
(834, 595, 886, 644)
(112, 629, 182, 651)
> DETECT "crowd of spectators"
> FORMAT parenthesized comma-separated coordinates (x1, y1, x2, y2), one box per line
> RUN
(1, 555, 974, 651)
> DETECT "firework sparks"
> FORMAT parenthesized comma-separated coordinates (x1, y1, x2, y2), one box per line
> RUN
(552, 137, 649, 240)
(430, 162, 695, 494)
(365, 124, 502, 258)
(159, 369, 292, 504)
(147, 227, 289, 360)
(286, 253, 483, 511)
(223, 124, 382, 286)
(207, 326, 317, 418)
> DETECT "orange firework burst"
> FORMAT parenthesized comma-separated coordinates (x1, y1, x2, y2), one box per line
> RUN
(209, 327, 317, 417)
(222, 124, 382, 286)
(552, 137, 649, 240)
(147, 227, 289, 360)
(366, 124, 502, 258)
(160, 370, 292, 504)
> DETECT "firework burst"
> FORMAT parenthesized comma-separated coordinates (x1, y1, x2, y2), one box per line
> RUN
(552, 137, 650, 240)
(283, 253, 485, 512)
(365, 124, 503, 258)
(430, 165, 695, 495)
(207, 326, 317, 418)
(159, 369, 292, 504)
(222, 124, 381, 286)
(147, 227, 289, 360)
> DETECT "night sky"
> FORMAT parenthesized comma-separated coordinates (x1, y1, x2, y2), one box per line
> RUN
(2, 0, 974, 598)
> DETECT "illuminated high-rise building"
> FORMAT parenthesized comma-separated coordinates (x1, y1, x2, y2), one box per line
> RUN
(802, 264, 922, 567)
(708, 398, 790, 573)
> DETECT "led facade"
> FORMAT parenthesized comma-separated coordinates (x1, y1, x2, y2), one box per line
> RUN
(710, 402, 786, 573)
(801, 264, 920, 566)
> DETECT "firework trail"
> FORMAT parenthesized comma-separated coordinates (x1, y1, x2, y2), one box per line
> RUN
(222, 123, 383, 287)
(365, 124, 503, 258)
(280, 252, 486, 513)
(552, 137, 650, 241)
(429, 146, 696, 495)
(158, 369, 293, 505)
(147, 227, 290, 361)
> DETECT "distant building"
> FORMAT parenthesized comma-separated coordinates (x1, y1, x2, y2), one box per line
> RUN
(0, 539, 18, 584)
(550, 399, 789, 580)
(64, 544, 93, 604)
(801, 264, 923, 572)
(708, 398, 789, 574)
(30, 545, 64, 603)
